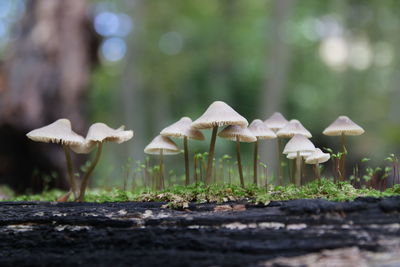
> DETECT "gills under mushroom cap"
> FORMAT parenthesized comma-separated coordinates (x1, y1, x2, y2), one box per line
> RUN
(248, 119, 277, 140)
(218, 125, 257, 142)
(283, 134, 315, 154)
(160, 117, 205, 140)
(287, 151, 313, 159)
(264, 112, 289, 132)
(305, 148, 331, 164)
(26, 118, 85, 146)
(144, 135, 181, 155)
(191, 101, 248, 129)
(277, 119, 312, 138)
(323, 116, 365, 136)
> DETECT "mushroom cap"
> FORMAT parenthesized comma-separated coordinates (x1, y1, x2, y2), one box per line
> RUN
(218, 125, 257, 142)
(86, 123, 134, 143)
(323, 116, 365, 136)
(160, 117, 205, 140)
(26, 118, 85, 146)
(264, 112, 289, 132)
(283, 134, 315, 154)
(248, 119, 277, 140)
(191, 101, 248, 129)
(69, 123, 134, 154)
(305, 148, 331, 164)
(144, 135, 181, 155)
(276, 119, 312, 138)
(287, 151, 313, 159)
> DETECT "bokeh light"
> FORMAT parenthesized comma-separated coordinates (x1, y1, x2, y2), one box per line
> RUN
(101, 37, 127, 62)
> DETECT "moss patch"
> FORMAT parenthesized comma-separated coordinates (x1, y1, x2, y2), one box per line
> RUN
(5, 179, 400, 208)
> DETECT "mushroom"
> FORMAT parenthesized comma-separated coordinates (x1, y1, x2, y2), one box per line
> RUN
(218, 125, 256, 187)
(264, 112, 289, 185)
(323, 116, 364, 181)
(248, 119, 276, 186)
(160, 117, 205, 186)
(305, 148, 330, 181)
(277, 119, 312, 184)
(26, 119, 85, 199)
(283, 134, 315, 186)
(144, 135, 180, 190)
(191, 101, 248, 185)
(74, 123, 134, 201)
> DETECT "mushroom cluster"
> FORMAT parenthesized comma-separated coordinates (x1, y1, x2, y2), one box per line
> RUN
(144, 101, 365, 189)
(27, 119, 133, 201)
(27, 102, 365, 201)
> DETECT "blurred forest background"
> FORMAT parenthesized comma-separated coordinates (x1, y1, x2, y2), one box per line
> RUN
(0, 0, 400, 193)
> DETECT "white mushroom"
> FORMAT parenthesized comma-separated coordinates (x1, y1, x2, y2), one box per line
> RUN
(160, 117, 204, 186)
(191, 101, 248, 184)
(218, 125, 256, 188)
(144, 135, 180, 190)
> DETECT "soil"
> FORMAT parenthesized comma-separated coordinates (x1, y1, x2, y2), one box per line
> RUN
(1, 197, 400, 267)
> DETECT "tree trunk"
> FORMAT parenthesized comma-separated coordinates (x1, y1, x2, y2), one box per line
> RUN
(260, 0, 295, 182)
(0, 0, 97, 193)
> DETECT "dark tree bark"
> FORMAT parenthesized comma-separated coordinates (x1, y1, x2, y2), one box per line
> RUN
(0, 0, 98, 193)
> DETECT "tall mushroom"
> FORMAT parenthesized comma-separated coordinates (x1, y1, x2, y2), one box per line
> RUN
(160, 117, 205, 186)
(144, 135, 180, 190)
(305, 148, 330, 181)
(283, 134, 315, 187)
(264, 112, 288, 185)
(26, 119, 85, 199)
(191, 101, 248, 185)
(218, 125, 256, 188)
(248, 119, 276, 186)
(323, 116, 364, 181)
(74, 123, 134, 202)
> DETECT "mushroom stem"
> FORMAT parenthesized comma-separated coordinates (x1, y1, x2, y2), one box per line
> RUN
(77, 143, 103, 202)
(63, 145, 77, 200)
(313, 163, 321, 181)
(183, 137, 190, 186)
(205, 126, 218, 185)
(276, 138, 283, 185)
(295, 151, 301, 187)
(339, 133, 346, 181)
(193, 155, 198, 184)
(236, 136, 245, 188)
(253, 139, 259, 186)
(159, 149, 164, 190)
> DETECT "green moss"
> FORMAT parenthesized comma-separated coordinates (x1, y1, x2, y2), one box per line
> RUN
(4, 179, 400, 207)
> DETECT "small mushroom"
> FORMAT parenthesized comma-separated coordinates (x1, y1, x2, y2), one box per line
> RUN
(283, 134, 315, 186)
(264, 112, 289, 184)
(191, 101, 248, 185)
(218, 125, 256, 188)
(160, 117, 205, 186)
(144, 135, 180, 190)
(248, 119, 276, 186)
(277, 119, 312, 184)
(323, 116, 364, 181)
(26, 119, 85, 199)
(75, 123, 134, 201)
(305, 148, 330, 181)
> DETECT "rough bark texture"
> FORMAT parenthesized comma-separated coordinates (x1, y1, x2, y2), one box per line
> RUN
(0, 0, 98, 193)
(0, 197, 400, 266)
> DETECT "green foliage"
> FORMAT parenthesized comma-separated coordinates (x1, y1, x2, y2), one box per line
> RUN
(5, 179, 400, 208)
